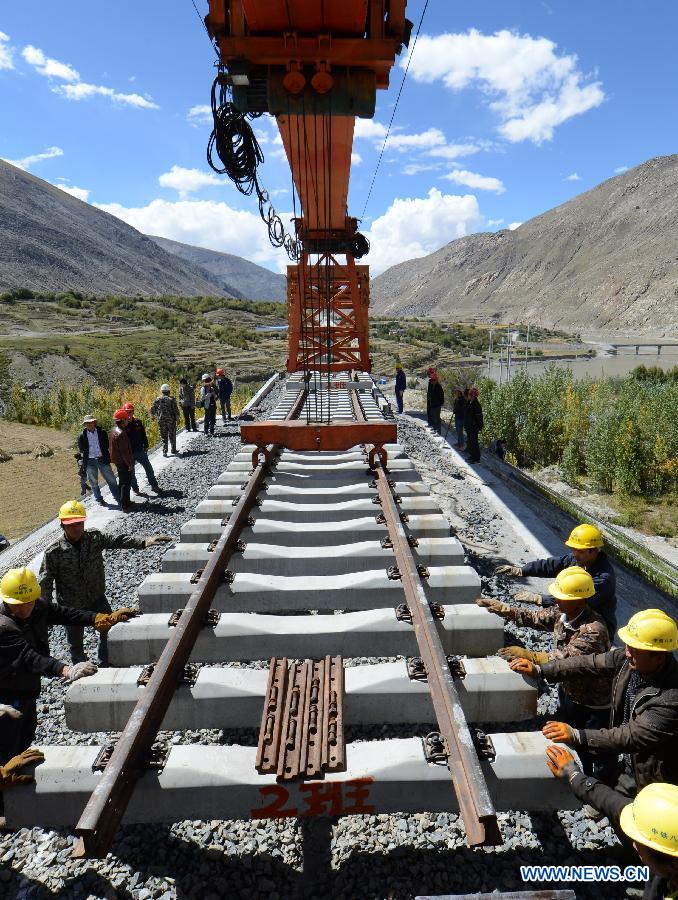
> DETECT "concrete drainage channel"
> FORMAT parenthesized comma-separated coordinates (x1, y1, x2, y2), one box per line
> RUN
(2, 375, 631, 899)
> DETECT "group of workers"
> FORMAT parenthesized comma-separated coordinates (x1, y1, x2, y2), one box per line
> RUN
(479, 521, 678, 896)
(77, 369, 234, 509)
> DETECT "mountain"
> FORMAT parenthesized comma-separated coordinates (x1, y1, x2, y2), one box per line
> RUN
(371, 156, 678, 336)
(147, 235, 287, 301)
(0, 160, 225, 297)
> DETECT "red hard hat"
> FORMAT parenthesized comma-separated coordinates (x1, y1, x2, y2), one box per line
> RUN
(427, 367, 436, 376)
(216, 368, 225, 376)
(113, 408, 128, 421)
(123, 402, 135, 412)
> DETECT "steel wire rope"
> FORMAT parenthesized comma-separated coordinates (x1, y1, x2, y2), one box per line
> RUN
(360, 0, 431, 221)
(188, 0, 219, 61)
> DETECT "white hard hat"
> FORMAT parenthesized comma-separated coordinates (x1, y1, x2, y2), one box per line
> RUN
(160, 383, 171, 393)
(201, 373, 211, 381)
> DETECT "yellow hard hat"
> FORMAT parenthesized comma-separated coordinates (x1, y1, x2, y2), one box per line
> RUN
(548, 566, 595, 601)
(395, 362, 403, 369)
(619, 782, 678, 857)
(618, 609, 678, 652)
(0, 568, 41, 606)
(58, 500, 87, 524)
(565, 523, 604, 550)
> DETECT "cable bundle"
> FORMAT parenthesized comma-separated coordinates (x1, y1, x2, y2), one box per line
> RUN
(207, 76, 300, 260)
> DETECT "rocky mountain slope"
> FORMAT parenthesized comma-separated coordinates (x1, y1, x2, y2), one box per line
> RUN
(371, 156, 678, 336)
(0, 161, 226, 297)
(148, 236, 286, 301)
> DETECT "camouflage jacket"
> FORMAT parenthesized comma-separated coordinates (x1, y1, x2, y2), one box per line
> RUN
(512, 604, 612, 707)
(39, 528, 147, 610)
(150, 395, 180, 426)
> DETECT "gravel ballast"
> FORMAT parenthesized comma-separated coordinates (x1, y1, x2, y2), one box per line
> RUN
(0, 397, 644, 900)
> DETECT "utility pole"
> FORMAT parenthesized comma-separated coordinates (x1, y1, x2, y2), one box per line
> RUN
(506, 324, 512, 382)
(487, 328, 493, 377)
(525, 323, 530, 372)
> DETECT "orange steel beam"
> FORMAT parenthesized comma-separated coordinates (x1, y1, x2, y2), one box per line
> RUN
(286, 253, 370, 373)
(240, 420, 396, 452)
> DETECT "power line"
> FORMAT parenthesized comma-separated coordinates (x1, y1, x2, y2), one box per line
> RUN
(360, 0, 431, 221)
(189, 0, 219, 60)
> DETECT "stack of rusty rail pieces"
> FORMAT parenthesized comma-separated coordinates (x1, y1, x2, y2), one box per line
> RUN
(256, 656, 345, 780)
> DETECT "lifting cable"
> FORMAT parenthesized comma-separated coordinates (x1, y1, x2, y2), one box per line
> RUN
(207, 77, 301, 261)
(360, 0, 431, 220)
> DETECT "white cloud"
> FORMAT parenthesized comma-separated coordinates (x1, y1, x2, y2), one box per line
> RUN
(354, 119, 388, 141)
(55, 81, 159, 108)
(351, 152, 363, 166)
(22, 44, 79, 81)
(405, 29, 604, 143)
(387, 127, 447, 151)
(402, 162, 441, 176)
(3, 145, 64, 170)
(158, 165, 226, 198)
(95, 198, 288, 271)
(22, 43, 159, 109)
(443, 169, 505, 193)
(427, 142, 482, 161)
(187, 104, 212, 126)
(508, 221, 523, 230)
(0, 31, 14, 70)
(487, 218, 504, 227)
(565, 172, 580, 181)
(614, 165, 629, 174)
(364, 187, 482, 274)
(59, 184, 91, 202)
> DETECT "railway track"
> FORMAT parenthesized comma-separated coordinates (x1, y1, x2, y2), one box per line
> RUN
(5, 374, 582, 874)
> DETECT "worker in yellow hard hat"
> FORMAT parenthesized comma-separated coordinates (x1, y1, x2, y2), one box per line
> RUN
(494, 522, 617, 634)
(546, 750, 678, 897)
(0, 566, 122, 770)
(38, 501, 171, 666)
(511, 608, 678, 798)
(479, 568, 612, 780)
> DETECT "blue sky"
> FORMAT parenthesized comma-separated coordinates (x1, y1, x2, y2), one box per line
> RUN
(1, 1, 676, 274)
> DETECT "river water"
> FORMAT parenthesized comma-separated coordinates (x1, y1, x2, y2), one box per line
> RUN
(486, 350, 678, 382)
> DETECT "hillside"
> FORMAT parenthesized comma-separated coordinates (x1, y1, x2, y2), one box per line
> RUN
(371, 156, 678, 336)
(0, 161, 225, 297)
(148, 235, 286, 301)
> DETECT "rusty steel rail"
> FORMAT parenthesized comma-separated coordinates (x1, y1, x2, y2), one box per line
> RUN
(72, 390, 307, 859)
(351, 390, 501, 847)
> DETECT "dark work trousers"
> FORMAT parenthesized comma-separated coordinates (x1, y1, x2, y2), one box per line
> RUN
(66, 595, 111, 666)
(557, 687, 617, 782)
(395, 390, 404, 414)
(465, 426, 481, 462)
(220, 397, 232, 422)
(204, 404, 216, 434)
(0, 691, 38, 766)
(455, 416, 465, 447)
(131, 449, 159, 492)
(429, 405, 442, 434)
(115, 462, 133, 508)
(160, 422, 177, 454)
(182, 405, 197, 431)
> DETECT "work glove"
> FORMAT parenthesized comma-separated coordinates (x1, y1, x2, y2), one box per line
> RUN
(94, 607, 139, 633)
(508, 657, 538, 678)
(144, 535, 173, 547)
(0, 748, 45, 788)
(545, 745, 580, 780)
(498, 646, 550, 664)
(0, 703, 22, 720)
(494, 564, 523, 577)
(514, 589, 543, 606)
(542, 721, 576, 745)
(62, 660, 98, 683)
(475, 598, 514, 618)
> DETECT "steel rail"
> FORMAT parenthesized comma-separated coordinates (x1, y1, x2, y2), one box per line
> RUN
(72, 390, 307, 859)
(351, 389, 501, 847)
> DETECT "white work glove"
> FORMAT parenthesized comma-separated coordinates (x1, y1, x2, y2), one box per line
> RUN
(0, 703, 22, 720)
(494, 564, 523, 577)
(144, 535, 173, 547)
(62, 660, 98, 683)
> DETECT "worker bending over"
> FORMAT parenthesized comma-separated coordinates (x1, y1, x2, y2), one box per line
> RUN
(478, 566, 611, 775)
(495, 523, 617, 634)
(0, 568, 135, 766)
(547, 746, 678, 899)
(511, 608, 678, 795)
(39, 501, 171, 666)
